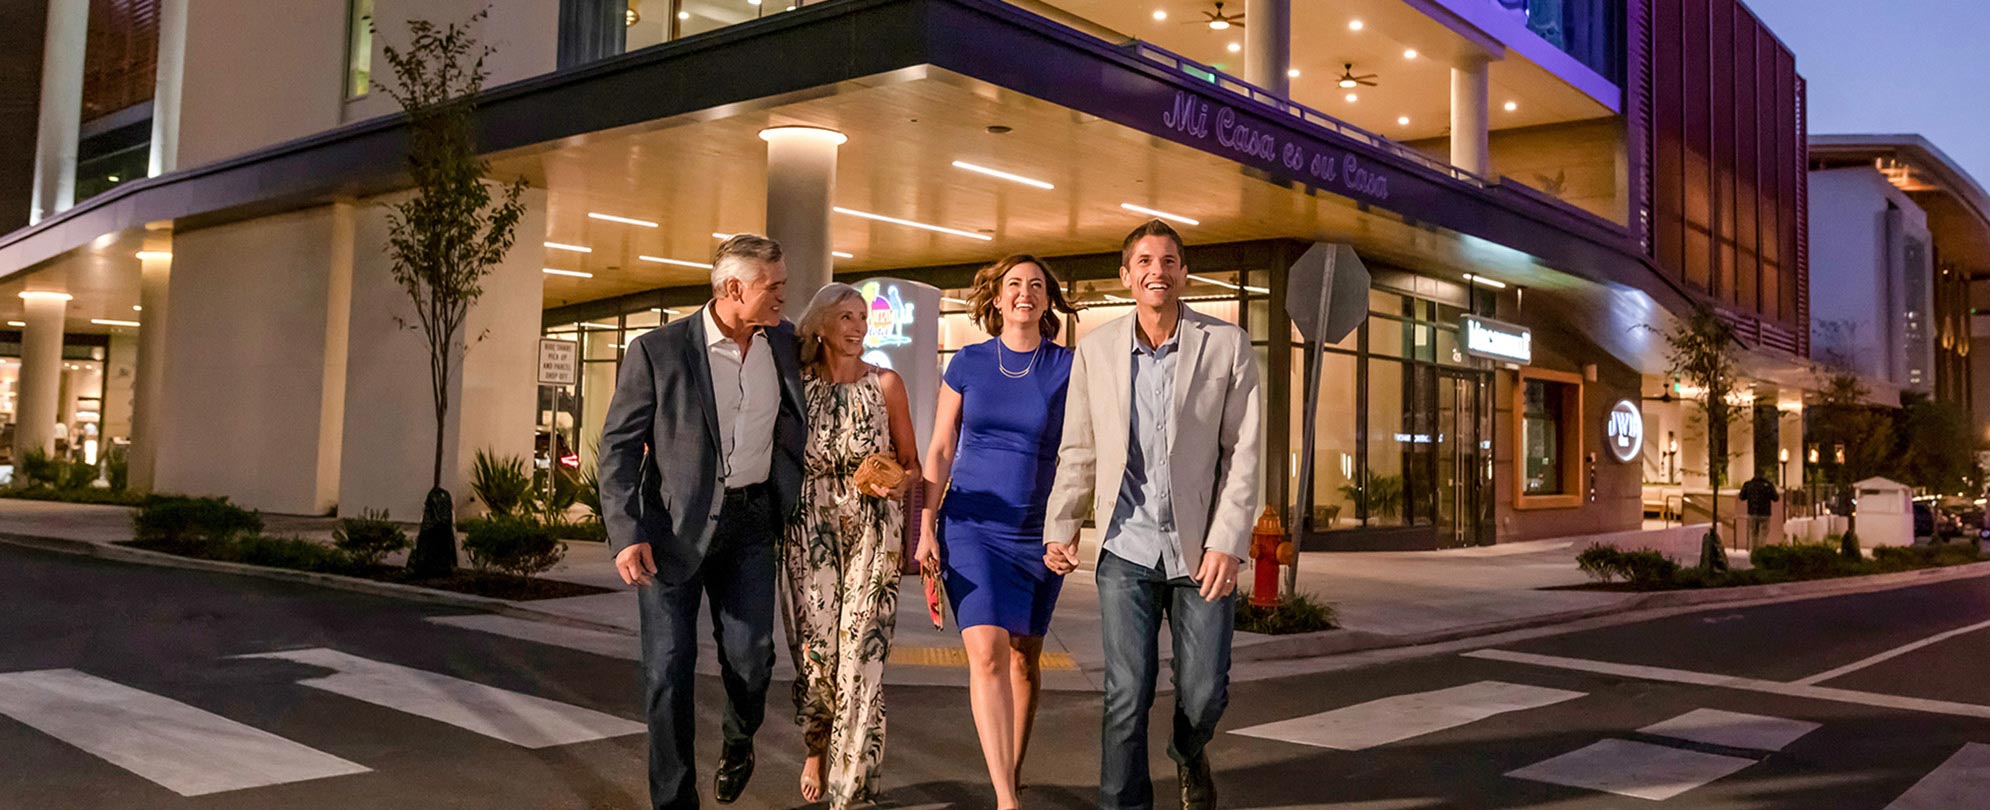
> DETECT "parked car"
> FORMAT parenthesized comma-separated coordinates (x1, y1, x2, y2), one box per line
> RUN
(1913, 501, 1934, 539)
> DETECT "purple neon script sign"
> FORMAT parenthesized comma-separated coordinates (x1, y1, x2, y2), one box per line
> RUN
(1160, 91, 1391, 201)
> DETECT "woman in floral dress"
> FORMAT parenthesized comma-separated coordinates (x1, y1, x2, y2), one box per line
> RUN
(784, 282, 920, 807)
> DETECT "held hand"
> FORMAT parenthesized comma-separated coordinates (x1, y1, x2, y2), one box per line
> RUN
(1043, 542, 1080, 576)
(914, 536, 941, 573)
(615, 543, 658, 587)
(1193, 550, 1241, 602)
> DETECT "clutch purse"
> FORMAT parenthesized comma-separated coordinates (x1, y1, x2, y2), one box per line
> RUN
(921, 563, 947, 630)
(852, 452, 907, 497)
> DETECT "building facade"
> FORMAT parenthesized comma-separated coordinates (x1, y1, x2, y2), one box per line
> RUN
(0, 0, 1810, 549)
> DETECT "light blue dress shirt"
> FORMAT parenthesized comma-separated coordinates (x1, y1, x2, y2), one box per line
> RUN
(1102, 319, 1187, 579)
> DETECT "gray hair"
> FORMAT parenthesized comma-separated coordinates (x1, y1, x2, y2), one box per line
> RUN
(710, 233, 784, 294)
(797, 282, 866, 372)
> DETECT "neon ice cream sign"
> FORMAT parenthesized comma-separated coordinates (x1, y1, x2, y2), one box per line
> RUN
(860, 280, 914, 350)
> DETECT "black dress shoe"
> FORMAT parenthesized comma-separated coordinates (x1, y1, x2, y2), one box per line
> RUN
(1180, 752, 1216, 810)
(714, 746, 755, 804)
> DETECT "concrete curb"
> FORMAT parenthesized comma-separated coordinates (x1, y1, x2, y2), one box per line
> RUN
(1232, 558, 1990, 664)
(0, 531, 635, 637)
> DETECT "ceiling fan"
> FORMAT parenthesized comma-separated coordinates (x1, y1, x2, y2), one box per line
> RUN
(1337, 63, 1379, 88)
(1189, 2, 1245, 30)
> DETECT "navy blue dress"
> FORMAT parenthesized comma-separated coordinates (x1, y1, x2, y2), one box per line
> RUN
(937, 338, 1072, 636)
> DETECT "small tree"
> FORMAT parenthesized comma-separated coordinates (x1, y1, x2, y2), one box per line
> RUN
(1661, 308, 1741, 572)
(377, 12, 528, 577)
(1809, 372, 1896, 557)
(1899, 394, 1976, 496)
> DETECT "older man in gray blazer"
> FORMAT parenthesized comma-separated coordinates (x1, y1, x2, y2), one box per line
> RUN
(1044, 220, 1263, 810)
(600, 234, 805, 809)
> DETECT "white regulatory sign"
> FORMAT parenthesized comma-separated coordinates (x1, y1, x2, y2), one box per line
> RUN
(537, 339, 578, 386)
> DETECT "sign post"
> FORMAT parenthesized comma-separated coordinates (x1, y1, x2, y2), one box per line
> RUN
(537, 339, 580, 506)
(1284, 243, 1371, 599)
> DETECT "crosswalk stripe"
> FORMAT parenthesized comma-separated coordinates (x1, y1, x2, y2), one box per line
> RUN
(1229, 680, 1585, 751)
(1886, 743, 1990, 809)
(241, 648, 645, 749)
(1637, 708, 1820, 752)
(427, 615, 641, 661)
(1507, 739, 1757, 801)
(0, 669, 369, 797)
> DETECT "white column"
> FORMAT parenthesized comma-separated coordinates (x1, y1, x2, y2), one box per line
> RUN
(761, 127, 845, 319)
(15, 292, 71, 461)
(1245, 0, 1291, 97)
(148, 0, 189, 177)
(129, 252, 172, 491)
(30, 0, 89, 224)
(1450, 56, 1492, 177)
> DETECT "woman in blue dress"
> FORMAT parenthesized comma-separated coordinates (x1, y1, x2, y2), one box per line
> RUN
(916, 254, 1078, 810)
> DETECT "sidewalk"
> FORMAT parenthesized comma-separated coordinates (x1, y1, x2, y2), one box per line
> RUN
(0, 498, 1692, 692)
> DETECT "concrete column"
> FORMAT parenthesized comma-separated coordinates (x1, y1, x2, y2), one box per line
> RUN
(1449, 56, 1491, 177)
(129, 252, 172, 491)
(15, 292, 70, 461)
(761, 126, 844, 318)
(148, 0, 189, 177)
(1245, 0, 1291, 97)
(30, 0, 88, 224)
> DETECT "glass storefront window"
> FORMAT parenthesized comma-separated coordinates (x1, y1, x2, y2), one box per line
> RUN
(346, 0, 373, 99)
(1523, 378, 1568, 494)
(1308, 350, 1360, 531)
(1364, 358, 1407, 527)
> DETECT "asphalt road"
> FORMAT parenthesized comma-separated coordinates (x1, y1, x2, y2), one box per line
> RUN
(1, 542, 1987, 809)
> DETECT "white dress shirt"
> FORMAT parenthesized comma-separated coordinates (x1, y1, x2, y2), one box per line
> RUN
(702, 305, 778, 488)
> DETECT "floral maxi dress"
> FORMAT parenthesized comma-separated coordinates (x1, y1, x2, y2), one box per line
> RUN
(782, 367, 903, 808)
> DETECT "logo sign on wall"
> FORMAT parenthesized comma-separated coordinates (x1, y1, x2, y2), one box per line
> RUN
(856, 278, 939, 454)
(1461, 315, 1532, 365)
(1605, 399, 1644, 463)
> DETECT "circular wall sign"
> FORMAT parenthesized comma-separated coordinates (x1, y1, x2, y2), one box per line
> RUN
(1605, 399, 1644, 463)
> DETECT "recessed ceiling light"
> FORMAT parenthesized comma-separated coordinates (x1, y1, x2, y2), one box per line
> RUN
(1152, 9, 1166, 21)
(951, 160, 1055, 189)
(677, 10, 689, 20)
(1120, 203, 1200, 226)
(1504, 100, 1518, 112)
(1403, 48, 1418, 59)
(1348, 19, 1364, 31)
(713, 232, 734, 240)
(5, 322, 22, 327)
(1397, 116, 1411, 126)
(832, 251, 854, 259)
(1227, 42, 1241, 53)
(587, 212, 658, 228)
(1288, 68, 1301, 78)
(1464, 273, 1508, 289)
(943, 296, 970, 305)
(133, 305, 142, 311)
(544, 242, 592, 253)
(90, 319, 141, 328)
(18, 291, 72, 302)
(833, 207, 993, 241)
(639, 255, 715, 269)
(135, 250, 172, 261)
(1210, 19, 1230, 30)
(1345, 93, 1358, 103)
(542, 268, 593, 278)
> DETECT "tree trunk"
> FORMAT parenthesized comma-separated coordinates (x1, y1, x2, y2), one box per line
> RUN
(1699, 404, 1727, 572)
(409, 328, 458, 576)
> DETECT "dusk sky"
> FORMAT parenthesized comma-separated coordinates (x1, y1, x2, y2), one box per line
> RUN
(1746, 0, 1990, 188)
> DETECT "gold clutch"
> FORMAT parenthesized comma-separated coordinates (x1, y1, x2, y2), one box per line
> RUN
(852, 453, 906, 497)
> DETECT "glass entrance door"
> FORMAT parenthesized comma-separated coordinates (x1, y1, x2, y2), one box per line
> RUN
(1436, 371, 1492, 546)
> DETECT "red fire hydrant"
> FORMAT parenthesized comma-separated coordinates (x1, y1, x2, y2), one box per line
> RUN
(1250, 506, 1286, 608)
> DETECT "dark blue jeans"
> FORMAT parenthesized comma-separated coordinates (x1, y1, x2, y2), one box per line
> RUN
(1096, 549, 1235, 810)
(637, 485, 779, 810)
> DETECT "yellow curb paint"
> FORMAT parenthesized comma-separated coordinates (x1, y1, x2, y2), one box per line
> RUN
(888, 647, 1079, 671)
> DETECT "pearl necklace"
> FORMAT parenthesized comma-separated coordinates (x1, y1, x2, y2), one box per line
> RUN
(995, 340, 1041, 379)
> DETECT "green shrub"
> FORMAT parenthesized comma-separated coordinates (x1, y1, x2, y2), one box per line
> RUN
(1577, 544, 1626, 583)
(463, 517, 565, 578)
(333, 509, 410, 566)
(105, 450, 129, 492)
(16, 448, 58, 488)
(0, 483, 147, 506)
(1621, 550, 1681, 588)
(577, 462, 602, 522)
(133, 495, 263, 551)
(1235, 591, 1337, 635)
(227, 534, 355, 573)
(470, 450, 534, 518)
(57, 460, 97, 490)
(1872, 544, 1985, 570)
(1751, 543, 1858, 578)
(543, 519, 606, 544)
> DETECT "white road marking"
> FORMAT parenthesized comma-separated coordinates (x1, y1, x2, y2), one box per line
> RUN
(1638, 708, 1820, 752)
(1507, 738, 1757, 801)
(1465, 649, 1990, 721)
(1229, 681, 1584, 751)
(0, 669, 369, 796)
(241, 648, 644, 748)
(1795, 618, 1990, 686)
(1886, 743, 1990, 809)
(427, 615, 640, 661)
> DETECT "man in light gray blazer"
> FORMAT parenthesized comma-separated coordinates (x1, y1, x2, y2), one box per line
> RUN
(600, 234, 806, 809)
(1044, 219, 1263, 810)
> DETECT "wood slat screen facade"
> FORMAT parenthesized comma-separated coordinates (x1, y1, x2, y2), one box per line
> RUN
(81, 0, 160, 122)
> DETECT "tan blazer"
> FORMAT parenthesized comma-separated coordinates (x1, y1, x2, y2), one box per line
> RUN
(1045, 306, 1263, 564)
